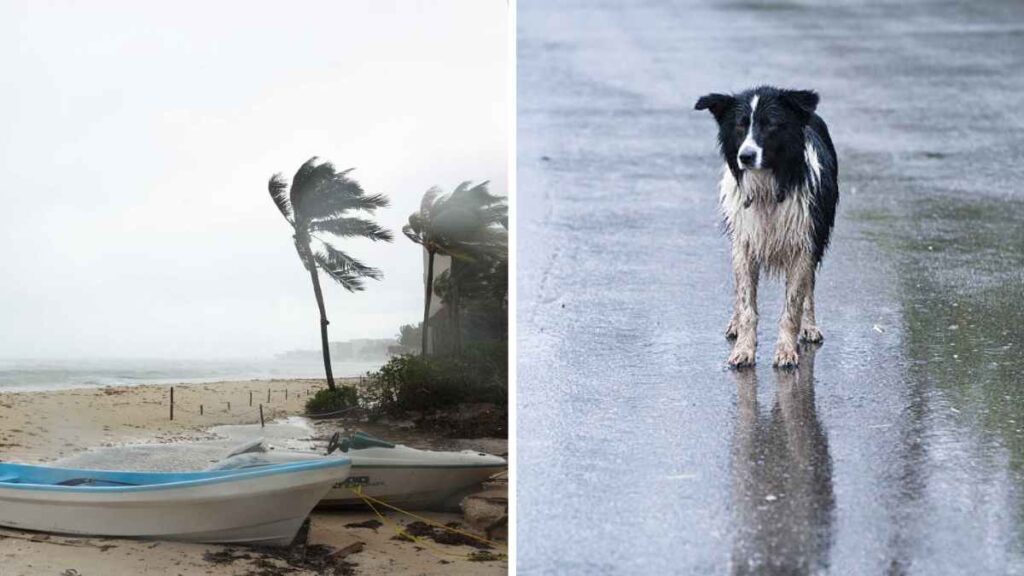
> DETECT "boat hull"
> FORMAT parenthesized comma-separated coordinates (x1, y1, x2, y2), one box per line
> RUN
(326, 464, 505, 509)
(0, 459, 351, 545)
(211, 443, 506, 510)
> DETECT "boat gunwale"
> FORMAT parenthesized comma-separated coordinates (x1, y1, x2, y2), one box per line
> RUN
(0, 457, 351, 493)
(351, 463, 506, 470)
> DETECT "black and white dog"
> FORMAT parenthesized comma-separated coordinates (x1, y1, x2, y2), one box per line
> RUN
(695, 86, 838, 368)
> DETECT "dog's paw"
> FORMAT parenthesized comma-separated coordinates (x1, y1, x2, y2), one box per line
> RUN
(799, 325, 824, 343)
(725, 317, 739, 340)
(772, 342, 799, 368)
(728, 346, 756, 368)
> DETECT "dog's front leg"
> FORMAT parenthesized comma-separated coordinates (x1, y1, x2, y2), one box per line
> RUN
(773, 258, 813, 368)
(800, 272, 824, 343)
(725, 273, 743, 340)
(728, 247, 759, 367)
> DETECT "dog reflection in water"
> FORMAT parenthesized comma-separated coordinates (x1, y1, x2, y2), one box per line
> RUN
(730, 345, 834, 575)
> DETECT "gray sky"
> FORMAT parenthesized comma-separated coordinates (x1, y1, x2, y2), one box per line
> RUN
(0, 1, 507, 360)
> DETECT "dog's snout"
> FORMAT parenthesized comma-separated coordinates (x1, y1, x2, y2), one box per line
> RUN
(738, 150, 756, 167)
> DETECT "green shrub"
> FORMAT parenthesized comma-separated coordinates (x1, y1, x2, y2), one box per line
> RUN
(363, 344, 507, 416)
(305, 386, 358, 415)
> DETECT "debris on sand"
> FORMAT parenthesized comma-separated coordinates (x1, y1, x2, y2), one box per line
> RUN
(399, 521, 492, 549)
(344, 519, 383, 531)
(201, 544, 358, 576)
(203, 548, 253, 564)
(468, 551, 503, 562)
(391, 532, 415, 543)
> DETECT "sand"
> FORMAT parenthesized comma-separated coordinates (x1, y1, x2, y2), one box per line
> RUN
(0, 379, 508, 575)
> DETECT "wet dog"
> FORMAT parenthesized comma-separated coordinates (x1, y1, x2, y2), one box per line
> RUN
(695, 86, 839, 368)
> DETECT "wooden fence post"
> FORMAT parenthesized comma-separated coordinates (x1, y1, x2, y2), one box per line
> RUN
(170, 387, 174, 421)
(259, 404, 265, 428)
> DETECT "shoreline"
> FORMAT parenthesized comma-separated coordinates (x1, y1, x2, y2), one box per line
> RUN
(0, 375, 349, 395)
(0, 378, 346, 464)
(0, 359, 385, 394)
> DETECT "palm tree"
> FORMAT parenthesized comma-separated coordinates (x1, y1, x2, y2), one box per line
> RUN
(268, 157, 393, 390)
(403, 181, 507, 356)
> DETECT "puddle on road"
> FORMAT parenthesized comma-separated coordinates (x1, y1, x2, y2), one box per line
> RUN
(730, 345, 835, 574)
(860, 193, 1023, 438)
(857, 191, 1024, 538)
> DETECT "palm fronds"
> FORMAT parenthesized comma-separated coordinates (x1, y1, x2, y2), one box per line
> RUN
(312, 243, 382, 292)
(419, 186, 444, 221)
(404, 181, 508, 257)
(268, 157, 393, 290)
(307, 192, 391, 222)
(289, 157, 337, 219)
(312, 217, 394, 242)
(268, 174, 294, 223)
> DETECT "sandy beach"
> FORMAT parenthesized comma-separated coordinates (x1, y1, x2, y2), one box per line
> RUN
(0, 379, 508, 575)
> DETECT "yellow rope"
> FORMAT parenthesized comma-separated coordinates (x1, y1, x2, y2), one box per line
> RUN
(349, 486, 506, 549)
(348, 486, 507, 560)
(354, 487, 487, 560)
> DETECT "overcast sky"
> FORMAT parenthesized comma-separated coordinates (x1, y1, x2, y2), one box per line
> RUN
(0, 1, 507, 360)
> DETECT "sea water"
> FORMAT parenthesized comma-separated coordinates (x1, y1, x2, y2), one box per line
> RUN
(0, 357, 384, 392)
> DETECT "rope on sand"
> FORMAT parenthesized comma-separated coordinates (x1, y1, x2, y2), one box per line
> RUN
(347, 486, 507, 560)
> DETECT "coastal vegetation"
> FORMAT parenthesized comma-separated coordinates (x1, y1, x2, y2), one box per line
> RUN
(365, 343, 507, 416)
(402, 182, 508, 356)
(304, 386, 359, 416)
(356, 183, 509, 435)
(267, 171, 509, 434)
(268, 157, 393, 390)
(363, 343, 508, 436)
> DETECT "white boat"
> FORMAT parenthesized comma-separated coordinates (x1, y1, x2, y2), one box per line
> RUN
(0, 456, 351, 546)
(210, 432, 506, 510)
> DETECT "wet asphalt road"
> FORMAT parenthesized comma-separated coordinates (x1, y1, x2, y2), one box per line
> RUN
(517, 1, 1024, 574)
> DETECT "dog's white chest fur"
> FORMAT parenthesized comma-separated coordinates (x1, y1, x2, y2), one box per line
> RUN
(719, 167, 812, 274)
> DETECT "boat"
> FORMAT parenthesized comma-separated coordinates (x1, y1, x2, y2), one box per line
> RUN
(210, 431, 506, 510)
(0, 456, 351, 546)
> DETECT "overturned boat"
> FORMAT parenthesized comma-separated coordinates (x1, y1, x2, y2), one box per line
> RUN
(0, 456, 351, 546)
(210, 431, 506, 510)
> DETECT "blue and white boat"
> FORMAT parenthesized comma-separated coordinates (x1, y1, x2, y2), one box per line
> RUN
(0, 456, 351, 545)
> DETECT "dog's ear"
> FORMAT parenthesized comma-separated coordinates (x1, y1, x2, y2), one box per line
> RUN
(781, 89, 819, 119)
(694, 93, 735, 123)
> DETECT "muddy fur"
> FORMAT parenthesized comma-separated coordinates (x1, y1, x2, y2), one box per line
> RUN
(696, 86, 839, 367)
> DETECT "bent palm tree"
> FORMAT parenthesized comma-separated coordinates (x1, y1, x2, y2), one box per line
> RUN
(403, 181, 507, 356)
(268, 157, 393, 390)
